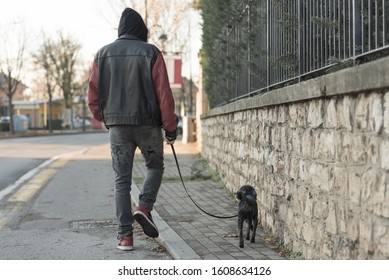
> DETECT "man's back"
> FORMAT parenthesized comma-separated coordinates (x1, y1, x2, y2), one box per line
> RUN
(94, 35, 162, 126)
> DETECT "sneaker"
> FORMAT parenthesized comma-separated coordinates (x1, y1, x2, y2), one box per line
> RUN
(134, 205, 159, 238)
(117, 235, 134, 251)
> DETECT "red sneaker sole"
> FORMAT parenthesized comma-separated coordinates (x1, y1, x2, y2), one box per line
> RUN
(134, 211, 159, 238)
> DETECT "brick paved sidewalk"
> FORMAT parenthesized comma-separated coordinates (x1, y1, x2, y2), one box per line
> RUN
(132, 139, 286, 260)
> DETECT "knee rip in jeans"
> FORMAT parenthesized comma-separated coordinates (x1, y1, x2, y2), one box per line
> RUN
(144, 152, 163, 168)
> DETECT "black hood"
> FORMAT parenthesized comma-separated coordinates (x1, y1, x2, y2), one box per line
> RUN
(118, 8, 148, 42)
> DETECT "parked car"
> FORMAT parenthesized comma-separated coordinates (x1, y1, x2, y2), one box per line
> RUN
(0, 116, 10, 131)
(0, 116, 10, 123)
(73, 117, 91, 129)
(0, 115, 28, 132)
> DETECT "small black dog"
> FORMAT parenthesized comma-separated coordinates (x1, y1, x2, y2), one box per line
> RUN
(236, 185, 258, 248)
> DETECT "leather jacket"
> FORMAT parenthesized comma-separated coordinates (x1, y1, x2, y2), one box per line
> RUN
(87, 35, 177, 133)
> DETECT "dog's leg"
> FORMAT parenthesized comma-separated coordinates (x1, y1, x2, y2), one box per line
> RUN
(238, 216, 244, 248)
(246, 217, 252, 241)
(250, 214, 258, 243)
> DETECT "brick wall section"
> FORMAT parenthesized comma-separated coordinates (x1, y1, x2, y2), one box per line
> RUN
(200, 57, 389, 259)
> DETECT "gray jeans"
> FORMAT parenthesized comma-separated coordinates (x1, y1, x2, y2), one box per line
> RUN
(109, 125, 164, 237)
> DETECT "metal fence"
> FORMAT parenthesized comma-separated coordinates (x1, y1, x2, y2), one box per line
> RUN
(212, 0, 389, 106)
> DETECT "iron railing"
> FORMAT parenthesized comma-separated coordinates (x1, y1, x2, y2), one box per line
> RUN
(212, 0, 389, 106)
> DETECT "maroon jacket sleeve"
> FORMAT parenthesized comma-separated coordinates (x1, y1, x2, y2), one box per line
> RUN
(152, 53, 177, 132)
(87, 62, 103, 122)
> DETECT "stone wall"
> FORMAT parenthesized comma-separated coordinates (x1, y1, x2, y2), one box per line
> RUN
(200, 57, 389, 259)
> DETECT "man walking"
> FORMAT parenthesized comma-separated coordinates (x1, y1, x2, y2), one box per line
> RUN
(88, 7, 178, 251)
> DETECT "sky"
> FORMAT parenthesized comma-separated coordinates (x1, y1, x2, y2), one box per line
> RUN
(0, 0, 116, 57)
(0, 0, 202, 84)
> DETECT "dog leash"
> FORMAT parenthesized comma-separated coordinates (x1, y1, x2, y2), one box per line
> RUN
(170, 144, 238, 219)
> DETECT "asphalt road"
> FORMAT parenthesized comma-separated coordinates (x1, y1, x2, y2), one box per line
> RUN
(0, 132, 110, 192)
(0, 132, 172, 260)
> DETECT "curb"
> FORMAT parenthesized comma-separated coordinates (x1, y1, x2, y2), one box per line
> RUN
(131, 182, 202, 260)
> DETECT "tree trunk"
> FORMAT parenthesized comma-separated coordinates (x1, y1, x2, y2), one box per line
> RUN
(48, 96, 53, 133)
(8, 101, 15, 134)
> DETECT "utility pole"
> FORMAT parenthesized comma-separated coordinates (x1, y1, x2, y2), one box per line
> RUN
(144, 0, 148, 27)
(188, 13, 193, 116)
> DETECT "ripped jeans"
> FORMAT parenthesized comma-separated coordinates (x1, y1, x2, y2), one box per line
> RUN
(109, 125, 164, 237)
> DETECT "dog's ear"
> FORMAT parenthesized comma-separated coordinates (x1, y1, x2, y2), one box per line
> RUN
(236, 191, 243, 200)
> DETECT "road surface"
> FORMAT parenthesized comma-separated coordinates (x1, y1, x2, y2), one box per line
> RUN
(0, 132, 172, 260)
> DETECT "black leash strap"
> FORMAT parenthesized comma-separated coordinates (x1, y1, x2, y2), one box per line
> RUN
(170, 144, 238, 219)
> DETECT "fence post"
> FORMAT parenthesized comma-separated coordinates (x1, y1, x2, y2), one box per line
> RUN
(247, 2, 251, 93)
(298, 0, 303, 78)
(353, 0, 362, 58)
(266, 0, 270, 89)
(383, 0, 388, 45)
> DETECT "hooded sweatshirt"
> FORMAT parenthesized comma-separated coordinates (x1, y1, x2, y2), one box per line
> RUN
(118, 8, 148, 42)
(87, 8, 177, 132)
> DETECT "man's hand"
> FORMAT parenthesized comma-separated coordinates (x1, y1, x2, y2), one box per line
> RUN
(165, 129, 177, 145)
(164, 115, 179, 145)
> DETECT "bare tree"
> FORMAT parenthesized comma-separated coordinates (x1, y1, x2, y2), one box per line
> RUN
(0, 30, 27, 134)
(48, 32, 82, 109)
(32, 35, 58, 133)
(32, 31, 82, 129)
